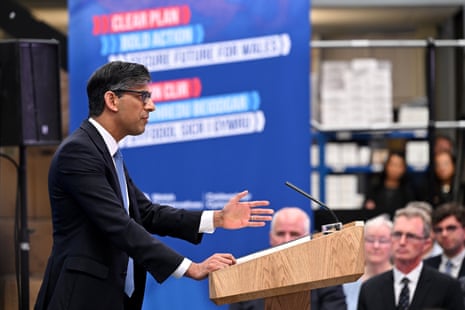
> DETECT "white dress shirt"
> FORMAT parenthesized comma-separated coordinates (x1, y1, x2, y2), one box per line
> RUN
(393, 262, 423, 305)
(89, 118, 215, 278)
(440, 248, 465, 278)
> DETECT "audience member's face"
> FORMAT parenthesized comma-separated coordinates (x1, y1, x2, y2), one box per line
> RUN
(434, 152, 455, 182)
(385, 154, 406, 181)
(433, 215, 465, 257)
(270, 213, 307, 247)
(434, 137, 453, 154)
(392, 216, 430, 265)
(364, 224, 392, 265)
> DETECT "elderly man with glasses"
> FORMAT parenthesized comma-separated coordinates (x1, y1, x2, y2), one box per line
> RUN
(358, 203, 464, 310)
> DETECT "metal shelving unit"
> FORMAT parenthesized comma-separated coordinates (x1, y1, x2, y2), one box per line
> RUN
(311, 39, 465, 207)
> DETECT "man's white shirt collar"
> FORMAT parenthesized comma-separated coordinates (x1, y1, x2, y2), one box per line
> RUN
(88, 118, 119, 156)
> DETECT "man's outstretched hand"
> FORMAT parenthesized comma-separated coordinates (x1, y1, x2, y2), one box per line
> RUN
(214, 190, 273, 229)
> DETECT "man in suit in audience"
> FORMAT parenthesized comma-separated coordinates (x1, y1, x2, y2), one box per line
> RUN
(229, 207, 347, 310)
(424, 202, 465, 301)
(358, 204, 464, 310)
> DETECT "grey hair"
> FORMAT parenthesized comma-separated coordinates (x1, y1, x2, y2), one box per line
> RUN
(404, 201, 433, 216)
(394, 203, 432, 238)
(365, 213, 393, 233)
(270, 207, 310, 234)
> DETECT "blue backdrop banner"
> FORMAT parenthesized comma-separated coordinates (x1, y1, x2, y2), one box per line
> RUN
(69, 0, 310, 309)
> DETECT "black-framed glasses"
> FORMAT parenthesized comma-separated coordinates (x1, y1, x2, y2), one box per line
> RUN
(391, 231, 426, 242)
(111, 89, 152, 104)
(433, 225, 461, 234)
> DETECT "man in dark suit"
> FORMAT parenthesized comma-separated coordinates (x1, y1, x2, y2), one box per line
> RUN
(34, 61, 273, 310)
(229, 207, 347, 310)
(424, 202, 465, 302)
(358, 204, 464, 310)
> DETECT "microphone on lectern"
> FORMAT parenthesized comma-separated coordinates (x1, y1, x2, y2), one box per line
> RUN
(285, 181, 342, 233)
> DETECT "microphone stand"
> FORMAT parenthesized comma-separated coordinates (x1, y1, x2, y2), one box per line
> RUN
(18, 144, 30, 310)
(285, 181, 342, 233)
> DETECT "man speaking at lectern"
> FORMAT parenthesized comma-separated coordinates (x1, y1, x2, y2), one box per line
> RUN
(34, 61, 273, 310)
(229, 207, 347, 310)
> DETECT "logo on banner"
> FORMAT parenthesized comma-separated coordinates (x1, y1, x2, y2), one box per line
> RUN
(149, 191, 253, 210)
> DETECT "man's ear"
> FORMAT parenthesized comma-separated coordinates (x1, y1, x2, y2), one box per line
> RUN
(104, 90, 118, 112)
(423, 235, 433, 253)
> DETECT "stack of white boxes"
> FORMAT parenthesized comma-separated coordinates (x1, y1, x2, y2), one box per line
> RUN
(319, 61, 350, 127)
(311, 143, 368, 209)
(406, 140, 429, 170)
(325, 175, 362, 210)
(320, 58, 393, 128)
(313, 58, 393, 209)
(398, 103, 429, 126)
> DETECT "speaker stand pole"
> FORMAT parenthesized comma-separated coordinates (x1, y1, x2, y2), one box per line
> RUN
(19, 145, 30, 310)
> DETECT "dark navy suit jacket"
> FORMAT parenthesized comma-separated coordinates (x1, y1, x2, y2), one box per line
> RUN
(35, 120, 204, 310)
(358, 266, 464, 310)
(424, 254, 465, 278)
(424, 254, 465, 305)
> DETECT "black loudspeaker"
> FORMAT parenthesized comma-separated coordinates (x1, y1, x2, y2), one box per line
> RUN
(0, 39, 62, 146)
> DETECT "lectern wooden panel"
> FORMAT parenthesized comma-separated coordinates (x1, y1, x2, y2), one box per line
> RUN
(209, 221, 364, 307)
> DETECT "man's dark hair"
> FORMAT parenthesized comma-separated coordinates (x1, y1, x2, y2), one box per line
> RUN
(431, 202, 465, 227)
(86, 61, 151, 117)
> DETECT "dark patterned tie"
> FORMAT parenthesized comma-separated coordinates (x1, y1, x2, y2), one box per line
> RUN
(398, 277, 410, 310)
(114, 149, 134, 297)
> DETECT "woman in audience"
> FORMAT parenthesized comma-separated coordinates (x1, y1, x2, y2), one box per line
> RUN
(363, 151, 415, 218)
(343, 214, 393, 310)
(428, 150, 461, 207)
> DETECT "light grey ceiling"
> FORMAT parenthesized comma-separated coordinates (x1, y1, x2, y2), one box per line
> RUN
(12, 0, 464, 36)
(312, 7, 461, 35)
(312, 0, 465, 6)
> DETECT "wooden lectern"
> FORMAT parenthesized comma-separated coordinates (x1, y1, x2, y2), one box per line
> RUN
(209, 221, 364, 309)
